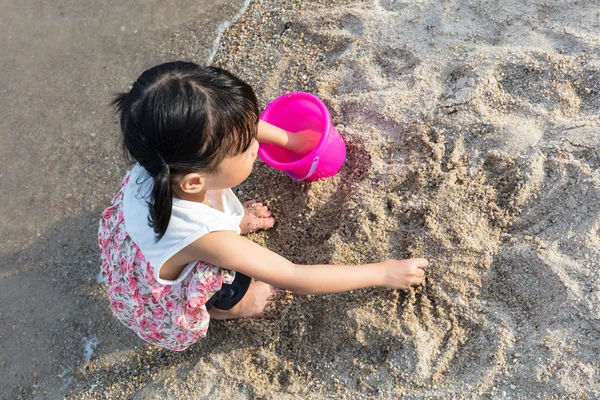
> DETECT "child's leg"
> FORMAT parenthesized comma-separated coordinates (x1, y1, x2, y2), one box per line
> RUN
(205, 271, 252, 311)
(208, 281, 279, 320)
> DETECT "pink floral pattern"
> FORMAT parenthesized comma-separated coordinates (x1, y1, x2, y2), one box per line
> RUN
(98, 172, 235, 351)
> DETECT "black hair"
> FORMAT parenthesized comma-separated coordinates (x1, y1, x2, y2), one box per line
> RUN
(112, 61, 259, 240)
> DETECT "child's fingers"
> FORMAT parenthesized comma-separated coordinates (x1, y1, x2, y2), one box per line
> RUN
(244, 201, 272, 218)
(414, 258, 429, 268)
(244, 217, 275, 232)
(255, 205, 271, 218)
(249, 202, 266, 210)
(412, 277, 424, 287)
(261, 217, 275, 229)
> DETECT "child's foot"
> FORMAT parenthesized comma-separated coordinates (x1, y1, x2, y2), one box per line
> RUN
(210, 282, 281, 319)
(243, 281, 282, 318)
(240, 200, 275, 234)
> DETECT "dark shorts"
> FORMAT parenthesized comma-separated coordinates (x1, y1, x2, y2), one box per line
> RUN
(205, 272, 251, 311)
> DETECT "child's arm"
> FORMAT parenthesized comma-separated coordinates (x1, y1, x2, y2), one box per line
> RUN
(257, 120, 290, 148)
(257, 120, 321, 157)
(175, 230, 427, 294)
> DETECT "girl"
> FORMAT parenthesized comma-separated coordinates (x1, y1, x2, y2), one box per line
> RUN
(99, 61, 428, 351)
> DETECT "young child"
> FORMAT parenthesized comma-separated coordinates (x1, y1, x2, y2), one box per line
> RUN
(99, 61, 428, 351)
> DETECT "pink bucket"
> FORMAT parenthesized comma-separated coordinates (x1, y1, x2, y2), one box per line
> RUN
(258, 92, 346, 181)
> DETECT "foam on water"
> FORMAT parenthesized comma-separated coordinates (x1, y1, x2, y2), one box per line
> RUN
(96, 270, 104, 284)
(206, 0, 252, 64)
(82, 336, 100, 369)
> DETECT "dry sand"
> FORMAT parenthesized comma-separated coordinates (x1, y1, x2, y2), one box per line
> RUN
(4, 0, 599, 398)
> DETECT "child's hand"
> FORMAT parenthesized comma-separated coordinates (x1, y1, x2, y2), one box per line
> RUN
(284, 129, 321, 157)
(380, 258, 428, 289)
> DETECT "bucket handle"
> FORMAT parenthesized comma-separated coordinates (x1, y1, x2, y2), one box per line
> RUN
(286, 156, 320, 181)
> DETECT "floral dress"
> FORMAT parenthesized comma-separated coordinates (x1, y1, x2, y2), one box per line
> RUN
(98, 172, 235, 351)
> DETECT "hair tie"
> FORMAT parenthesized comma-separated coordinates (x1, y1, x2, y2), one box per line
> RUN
(159, 160, 169, 172)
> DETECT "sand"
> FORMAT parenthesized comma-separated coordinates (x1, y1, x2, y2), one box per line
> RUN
(3, 0, 599, 398)
(198, 0, 600, 398)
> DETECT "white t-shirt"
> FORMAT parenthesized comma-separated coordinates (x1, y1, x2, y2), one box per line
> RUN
(123, 164, 244, 285)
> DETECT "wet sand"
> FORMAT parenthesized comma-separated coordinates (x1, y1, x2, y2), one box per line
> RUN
(2, 0, 599, 398)
(0, 0, 247, 397)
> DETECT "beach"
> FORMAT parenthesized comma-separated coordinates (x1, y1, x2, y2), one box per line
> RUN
(1, 0, 599, 398)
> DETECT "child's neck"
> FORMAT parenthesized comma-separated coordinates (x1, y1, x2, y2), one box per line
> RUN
(173, 187, 213, 207)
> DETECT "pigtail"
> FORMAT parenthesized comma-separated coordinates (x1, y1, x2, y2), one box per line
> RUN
(148, 164, 173, 241)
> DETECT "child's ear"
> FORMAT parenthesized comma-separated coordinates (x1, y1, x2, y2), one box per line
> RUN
(178, 172, 205, 193)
